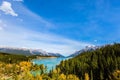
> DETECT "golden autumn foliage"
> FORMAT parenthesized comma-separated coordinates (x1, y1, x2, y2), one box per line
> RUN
(67, 74, 79, 80)
(85, 73, 89, 80)
(19, 61, 32, 71)
(58, 73, 66, 80)
(0, 61, 80, 80)
(112, 70, 120, 80)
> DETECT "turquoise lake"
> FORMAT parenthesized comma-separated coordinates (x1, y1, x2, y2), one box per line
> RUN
(31, 57, 70, 72)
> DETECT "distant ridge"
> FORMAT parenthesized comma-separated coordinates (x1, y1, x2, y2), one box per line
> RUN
(68, 45, 100, 57)
(0, 47, 64, 57)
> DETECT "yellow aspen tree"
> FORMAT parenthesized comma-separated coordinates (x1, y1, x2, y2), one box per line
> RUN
(85, 73, 89, 80)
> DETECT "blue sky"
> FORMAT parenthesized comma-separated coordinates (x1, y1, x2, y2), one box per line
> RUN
(0, 0, 120, 56)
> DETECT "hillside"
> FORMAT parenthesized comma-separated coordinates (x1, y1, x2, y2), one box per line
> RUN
(68, 46, 99, 57)
(57, 43, 120, 80)
(0, 47, 64, 57)
(0, 52, 38, 64)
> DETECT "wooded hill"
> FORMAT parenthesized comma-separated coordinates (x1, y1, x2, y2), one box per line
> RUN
(0, 52, 37, 64)
(57, 43, 120, 80)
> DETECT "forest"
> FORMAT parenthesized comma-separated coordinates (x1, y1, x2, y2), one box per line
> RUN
(57, 43, 120, 80)
(0, 43, 120, 80)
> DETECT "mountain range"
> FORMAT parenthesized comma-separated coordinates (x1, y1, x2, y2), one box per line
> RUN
(68, 45, 100, 57)
(0, 47, 64, 57)
(0, 45, 100, 57)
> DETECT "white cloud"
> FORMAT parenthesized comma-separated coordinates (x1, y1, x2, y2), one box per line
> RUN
(0, 26, 3, 31)
(0, 1, 18, 16)
(0, 20, 6, 31)
(0, 25, 93, 56)
(0, 2, 94, 56)
(16, 5, 55, 29)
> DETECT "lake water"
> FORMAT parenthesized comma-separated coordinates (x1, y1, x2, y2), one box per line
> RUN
(31, 57, 70, 72)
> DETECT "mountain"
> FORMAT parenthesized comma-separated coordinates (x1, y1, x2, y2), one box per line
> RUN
(48, 53, 65, 57)
(0, 47, 64, 57)
(68, 45, 99, 57)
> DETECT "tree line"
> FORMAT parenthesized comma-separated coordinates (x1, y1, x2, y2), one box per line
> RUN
(56, 43, 120, 80)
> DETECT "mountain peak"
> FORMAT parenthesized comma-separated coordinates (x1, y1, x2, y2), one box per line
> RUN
(68, 45, 99, 57)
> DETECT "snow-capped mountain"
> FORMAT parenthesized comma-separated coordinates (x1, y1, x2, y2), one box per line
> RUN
(68, 46, 99, 57)
(48, 53, 65, 57)
(0, 47, 64, 57)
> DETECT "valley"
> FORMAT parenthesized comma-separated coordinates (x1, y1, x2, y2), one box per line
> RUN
(0, 43, 120, 80)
